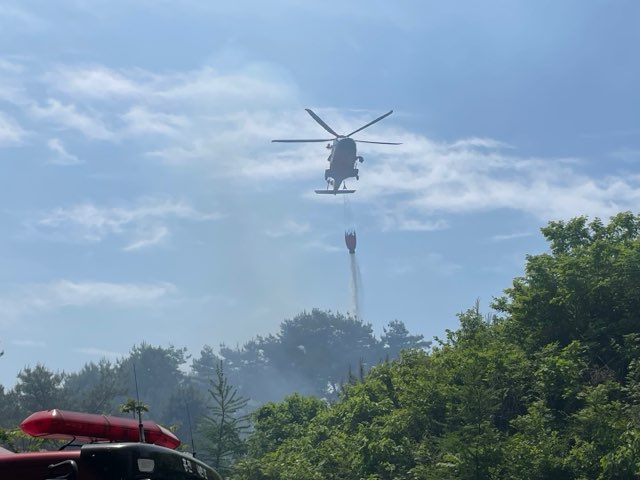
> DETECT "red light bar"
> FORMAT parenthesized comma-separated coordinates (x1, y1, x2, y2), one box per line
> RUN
(20, 409, 180, 449)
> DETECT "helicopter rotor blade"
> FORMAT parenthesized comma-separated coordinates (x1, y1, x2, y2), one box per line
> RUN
(346, 110, 394, 137)
(305, 109, 341, 137)
(271, 139, 334, 143)
(355, 140, 402, 145)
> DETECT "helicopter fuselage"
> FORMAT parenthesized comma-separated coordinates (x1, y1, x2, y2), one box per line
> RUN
(325, 137, 360, 192)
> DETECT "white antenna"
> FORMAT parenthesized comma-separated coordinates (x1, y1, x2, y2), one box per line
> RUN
(133, 364, 146, 443)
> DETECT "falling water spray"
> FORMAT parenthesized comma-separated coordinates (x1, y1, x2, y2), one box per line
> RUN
(350, 253, 362, 322)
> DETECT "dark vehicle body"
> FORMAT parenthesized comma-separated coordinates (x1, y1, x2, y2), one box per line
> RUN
(0, 442, 223, 480)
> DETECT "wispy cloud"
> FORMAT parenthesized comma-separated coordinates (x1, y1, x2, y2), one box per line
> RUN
(0, 4, 46, 31)
(45, 64, 295, 109)
(238, 148, 322, 180)
(44, 280, 175, 306)
(0, 280, 177, 323)
(377, 205, 449, 232)
(387, 252, 462, 277)
(29, 198, 219, 248)
(11, 339, 46, 348)
(44, 65, 143, 100)
(352, 134, 640, 222)
(265, 218, 310, 238)
(0, 59, 28, 105)
(122, 106, 189, 138)
(36, 64, 304, 172)
(123, 225, 169, 251)
(610, 148, 640, 163)
(450, 137, 512, 150)
(73, 347, 123, 358)
(301, 240, 342, 253)
(490, 232, 533, 242)
(0, 112, 27, 146)
(29, 99, 114, 140)
(0, 58, 25, 74)
(47, 138, 81, 165)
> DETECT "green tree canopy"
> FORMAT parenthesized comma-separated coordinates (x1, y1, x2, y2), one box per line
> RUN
(117, 343, 189, 423)
(64, 359, 124, 413)
(493, 212, 640, 376)
(14, 364, 66, 416)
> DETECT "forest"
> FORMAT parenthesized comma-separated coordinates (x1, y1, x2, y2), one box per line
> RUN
(2, 212, 640, 479)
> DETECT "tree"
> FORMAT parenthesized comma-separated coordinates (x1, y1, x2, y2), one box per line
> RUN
(247, 393, 326, 457)
(422, 306, 530, 479)
(380, 319, 431, 359)
(191, 345, 223, 389)
(260, 309, 380, 398)
(503, 400, 570, 479)
(14, 364, 66, 416)
(532, 341, 587, 414)
(200, 360, 250, 475)
(598, 358, 640, 478)
(493, 212, 640, 376)
(217, 340, 278, 404)
(64, 359, 124, 413)
(119, 398, 149, 419)
(163, 381, 209, 450)
(0, 386, 22, 428)
(565, 380, 627, 478)
(117, 343, 189, 423)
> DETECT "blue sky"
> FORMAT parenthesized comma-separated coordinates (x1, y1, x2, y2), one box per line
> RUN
(1, 0, 639, 387)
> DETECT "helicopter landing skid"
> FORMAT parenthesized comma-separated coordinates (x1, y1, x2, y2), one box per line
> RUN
(314, 189, 356, 195)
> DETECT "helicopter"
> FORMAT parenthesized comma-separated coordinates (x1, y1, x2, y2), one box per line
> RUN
(272, 109, 401, 194)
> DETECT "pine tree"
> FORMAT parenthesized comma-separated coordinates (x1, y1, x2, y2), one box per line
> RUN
(200, 360, 250, 474)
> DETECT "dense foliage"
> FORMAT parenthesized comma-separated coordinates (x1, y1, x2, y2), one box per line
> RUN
(227, 212, 640, 479)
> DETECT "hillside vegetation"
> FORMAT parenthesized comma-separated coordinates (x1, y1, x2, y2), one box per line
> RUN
(230, 212, 640, 479)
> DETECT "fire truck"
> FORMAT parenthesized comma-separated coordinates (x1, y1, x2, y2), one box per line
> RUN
(0, 409, 223, 480)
